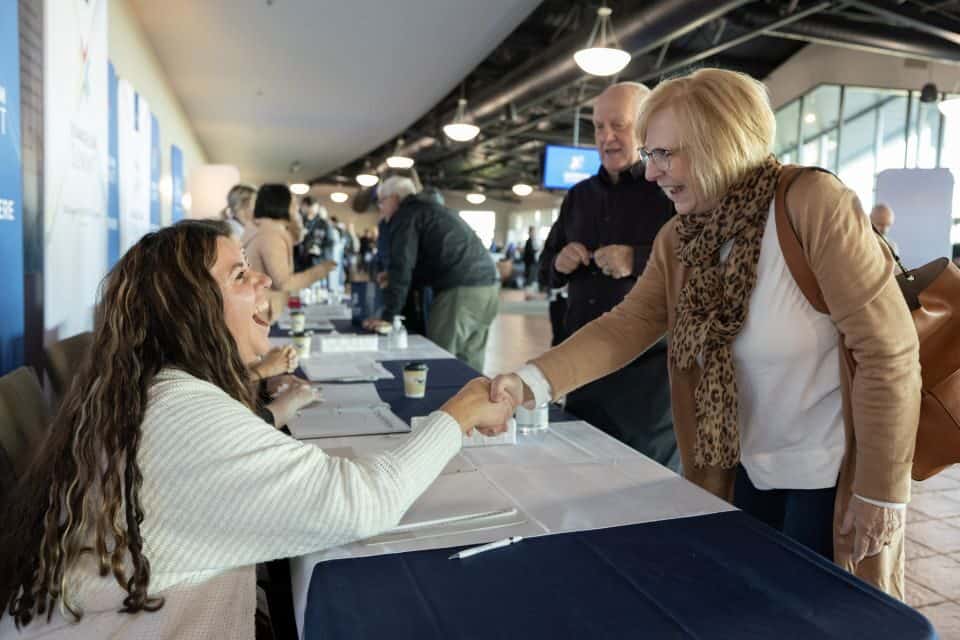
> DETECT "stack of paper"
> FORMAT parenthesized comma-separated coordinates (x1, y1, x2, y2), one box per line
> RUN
(301, 354, 394, 382)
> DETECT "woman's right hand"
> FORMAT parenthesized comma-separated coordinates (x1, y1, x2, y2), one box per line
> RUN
(441, 378, 515, 436)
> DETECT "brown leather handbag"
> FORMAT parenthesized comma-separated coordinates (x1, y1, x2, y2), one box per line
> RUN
(775, 165, 960, 481)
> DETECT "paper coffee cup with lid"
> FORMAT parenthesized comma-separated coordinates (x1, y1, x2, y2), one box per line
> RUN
(290, 310, 306, 333)
(291, 331, 313, 359)
(403, 362, 429, 398)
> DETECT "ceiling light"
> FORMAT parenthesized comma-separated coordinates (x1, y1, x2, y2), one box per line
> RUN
(356, 173, 379, 187)
(386, 138, 415, 169)
(512, 183, 533, 197)
(330, 191, 349, 203)
(290, 183, 309, 195)
(444, 97, 480, 142)
(386, 155, 415, 169)
(466, 192, 487, 205)
(803, 113, 816, 124)
(574, 7, 631, 77)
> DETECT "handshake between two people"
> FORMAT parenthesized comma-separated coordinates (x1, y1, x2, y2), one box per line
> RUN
(439, 373, 533, 437)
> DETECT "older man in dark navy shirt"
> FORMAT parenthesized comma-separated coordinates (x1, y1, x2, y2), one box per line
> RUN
(539, 82, 678, 469)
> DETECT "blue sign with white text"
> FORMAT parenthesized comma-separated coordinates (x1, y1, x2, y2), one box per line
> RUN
(171, 144, 184, 221)
(107, 62, 120, 268)
(0, 0, 24, 375)
(542, 144, 602, 190)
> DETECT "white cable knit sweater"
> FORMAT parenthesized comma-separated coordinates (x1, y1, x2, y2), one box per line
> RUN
(0, 368, 462, 639)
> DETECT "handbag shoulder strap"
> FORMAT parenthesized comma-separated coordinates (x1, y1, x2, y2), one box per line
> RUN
(775, 165, 832, 315)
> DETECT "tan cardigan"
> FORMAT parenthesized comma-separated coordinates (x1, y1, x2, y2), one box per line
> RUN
(532, 170, 921, 596)
(242, 219, 315, 293)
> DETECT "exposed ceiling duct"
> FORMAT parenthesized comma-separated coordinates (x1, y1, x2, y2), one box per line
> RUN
(736, 10, 960, 63)
(391, 0, 755, 161)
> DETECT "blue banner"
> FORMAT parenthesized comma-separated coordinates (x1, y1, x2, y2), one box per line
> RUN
(171, 144, 184, 221)
(150, 114, 160, 229)
(107, 61, 120, 267)
(0, 0, 24, 375)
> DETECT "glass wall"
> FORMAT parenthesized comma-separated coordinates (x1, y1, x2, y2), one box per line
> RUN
(775, 84, 959, 246)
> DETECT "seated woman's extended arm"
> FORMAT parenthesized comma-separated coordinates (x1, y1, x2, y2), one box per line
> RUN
(139, 372, 462, 578)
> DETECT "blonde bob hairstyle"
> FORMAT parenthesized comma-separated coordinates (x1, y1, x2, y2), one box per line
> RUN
(637, 68, 776, 206)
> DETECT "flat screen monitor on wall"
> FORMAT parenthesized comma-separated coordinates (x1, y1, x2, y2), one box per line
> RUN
(542, 144, 601, 190)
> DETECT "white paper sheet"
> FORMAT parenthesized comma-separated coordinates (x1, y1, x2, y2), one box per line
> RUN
(481, 462, 733, 534)
(463, 429, 594, 466)
(288, 405, 409, 439)
(315, 383, 385, 409)
(301, 355, 394, 382)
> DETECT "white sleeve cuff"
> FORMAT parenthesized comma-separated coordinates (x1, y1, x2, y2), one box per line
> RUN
(854, 494, 906, 510)
(515, 364, 552, 409)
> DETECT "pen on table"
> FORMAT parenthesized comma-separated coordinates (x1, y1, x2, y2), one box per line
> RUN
(448, 536, 524, 560)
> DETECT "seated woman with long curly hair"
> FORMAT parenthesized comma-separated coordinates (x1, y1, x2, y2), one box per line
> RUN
(0, 220, 511, 638)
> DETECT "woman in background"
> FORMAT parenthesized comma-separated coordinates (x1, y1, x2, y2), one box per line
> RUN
(242, 184, 336, 293)
(221, 184, 256, 239)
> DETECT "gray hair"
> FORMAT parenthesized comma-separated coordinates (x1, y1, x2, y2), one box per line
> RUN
(378, 176, 419, 201)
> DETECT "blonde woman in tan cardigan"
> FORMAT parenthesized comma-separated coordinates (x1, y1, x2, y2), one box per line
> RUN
(492, 68, 920, 598)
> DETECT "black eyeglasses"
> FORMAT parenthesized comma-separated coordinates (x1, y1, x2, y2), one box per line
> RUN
(639, 147, 676, 171)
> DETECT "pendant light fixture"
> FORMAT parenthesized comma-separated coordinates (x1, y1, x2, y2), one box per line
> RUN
(330, 191, 349, 203)
(386, 138, 415, 169)
(573, 5, 631, 77)
(465, 187, 486, 205)
(290, 183, 309, 195)
(443, 85, 480, 142)
(355, 160, 379, 187)
(512, 183, 533, 197)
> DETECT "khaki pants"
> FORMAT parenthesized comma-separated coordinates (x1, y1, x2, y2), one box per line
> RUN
(427, 285, 500, 372)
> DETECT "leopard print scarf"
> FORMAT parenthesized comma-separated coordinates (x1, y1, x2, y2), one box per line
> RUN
(670, 155, 782, 468)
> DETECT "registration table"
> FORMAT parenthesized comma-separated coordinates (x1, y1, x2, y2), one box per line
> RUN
(277, 322, 935, 640)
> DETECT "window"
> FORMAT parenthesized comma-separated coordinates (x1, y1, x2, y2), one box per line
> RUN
(775, 99, 800, 159)
(458, 210, 496, 249)
(875, 92, 909, 173)
(942, 95, 960, 243)
(907, 95, 941, 169)
(775, 84, 956, 244)
(799, 85, 841, 171)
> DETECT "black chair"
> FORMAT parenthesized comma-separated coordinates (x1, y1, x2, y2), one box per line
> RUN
(45, 332, 93, 400)
(0, 366, 49, 483)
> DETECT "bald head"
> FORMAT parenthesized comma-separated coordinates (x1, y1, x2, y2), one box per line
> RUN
(870, 204, 895, 236)
(593, 82, 651, 178)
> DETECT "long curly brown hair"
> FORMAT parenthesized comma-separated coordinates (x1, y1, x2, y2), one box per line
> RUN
(0, 220, 255, 627)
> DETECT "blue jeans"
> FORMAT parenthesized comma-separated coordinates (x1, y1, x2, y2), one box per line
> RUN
(733, 464, 837, 560)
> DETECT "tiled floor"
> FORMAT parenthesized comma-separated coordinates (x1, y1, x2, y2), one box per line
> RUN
(484, 290, 960, 639)
(909, 469, 960, 637)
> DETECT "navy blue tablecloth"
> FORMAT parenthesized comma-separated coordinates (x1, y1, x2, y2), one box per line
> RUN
(304, 510, 935, 640)
(373, 358, 578, 423)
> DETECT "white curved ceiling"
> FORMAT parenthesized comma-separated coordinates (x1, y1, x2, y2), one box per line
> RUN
(130, 0, 540, 184)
